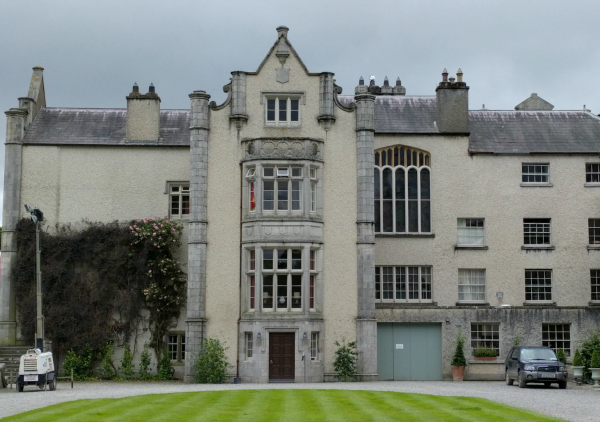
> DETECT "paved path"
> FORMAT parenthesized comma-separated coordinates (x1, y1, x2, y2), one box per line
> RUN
(0, 380, 597, 421)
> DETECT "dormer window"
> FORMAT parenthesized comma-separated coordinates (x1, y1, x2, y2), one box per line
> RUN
(263, 93, 303, 127)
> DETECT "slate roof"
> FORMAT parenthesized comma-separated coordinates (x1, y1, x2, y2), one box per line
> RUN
(468, 110, 600, 154)
(22, 108, 190, 146)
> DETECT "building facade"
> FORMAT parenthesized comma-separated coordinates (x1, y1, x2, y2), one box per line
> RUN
(2, 27, 600, 382)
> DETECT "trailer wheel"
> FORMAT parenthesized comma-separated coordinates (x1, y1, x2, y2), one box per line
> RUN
(49, 376, 56, 391)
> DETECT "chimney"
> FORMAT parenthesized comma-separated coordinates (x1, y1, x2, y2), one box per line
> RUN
(126, 82, 161, 142)
(436, 68, 469, 133)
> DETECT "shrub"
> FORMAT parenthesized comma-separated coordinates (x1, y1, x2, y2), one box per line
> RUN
(98, 343, 117, 380)
(474, 348, 497, 358)
(156, 350, 174, 380)
(119, 343, 135, 379)
(556, 349, 567, 364)
(195, 338, 230, 384)
(580, 331, 600, 380)
(63, 345, 97, 380)
(333, 339, 358, 382)
(572, 349, 583, 367)
(591, 349, 600, 369)
(138, 345, 153, 380)
(451, 329, 466, 367)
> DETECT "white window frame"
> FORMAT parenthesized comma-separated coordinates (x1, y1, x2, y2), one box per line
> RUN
(263, 93, 304, 127)
(586, 163, 600, 185)
(589, 219, 600, 245)
(591, 270, 600, 302)
(457, 218, 485, 246)
(458, 269, 486, 303)
(310, 167, 318, 213)
(261, 247, 304, 312)
(375, 266, 432, 303)
(311, 332, 320, 361)
(167, 333, 185, 362)
(523, 218, 551, 246)
(262, 166, 303, 213)
(245, 332, 253, 359)
(167, 182, 190, 219)
(525, 269, 552, 302)
(542, 323, 571, 356)
(470, 323, 500, 356)
(521, 163, 550, 186)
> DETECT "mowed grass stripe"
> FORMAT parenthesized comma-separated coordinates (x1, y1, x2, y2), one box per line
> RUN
(3, 390, 566, 422)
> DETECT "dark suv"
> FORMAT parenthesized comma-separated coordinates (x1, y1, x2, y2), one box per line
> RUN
(505, 346, 567, 389)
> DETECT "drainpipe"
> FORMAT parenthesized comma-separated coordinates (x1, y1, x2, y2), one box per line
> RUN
(235, 163, 243, 383)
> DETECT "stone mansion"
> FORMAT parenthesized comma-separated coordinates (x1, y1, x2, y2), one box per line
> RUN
(2, 27, 600, 382)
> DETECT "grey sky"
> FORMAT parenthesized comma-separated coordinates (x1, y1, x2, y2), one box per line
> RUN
(1, 0, 599, 220)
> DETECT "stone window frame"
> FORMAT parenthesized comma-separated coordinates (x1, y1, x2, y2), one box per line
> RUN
(542, 323, 571, 356)
(458, 269, 486, 303)
(310, 332, 320, 361)
(244, 245, 321, 314)
(375, 266, 433, 303)
(456, 218, 485, 247)
(167, 332, 185, 363)
(585, 163, 600, 186)
(374, 162, 432, 235)
(262, 92, 305, 127)
(262, 165, 304, 213)
(525, 269, 553, 302)
(470, 323, 500, 357)
(165, 181, 190, 219)
(521, 163, 552, 187)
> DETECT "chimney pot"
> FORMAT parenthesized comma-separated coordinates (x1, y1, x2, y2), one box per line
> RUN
(396, 77, 401, 86)
(383, 76, 389, 87)
(132, 83, 139, 93)
(442, 68, 448, 82)
(149, 83, 155, 93)
(457, 68, 463, 82)
(359, 76, 364, 86)
(449, 77, 455, 83)
(369, 76, 375, 87)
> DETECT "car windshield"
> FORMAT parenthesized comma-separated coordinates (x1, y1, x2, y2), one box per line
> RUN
(520, 348, 557, 361)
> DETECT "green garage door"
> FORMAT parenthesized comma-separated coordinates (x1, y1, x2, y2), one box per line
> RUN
(378, 323, 442, 381)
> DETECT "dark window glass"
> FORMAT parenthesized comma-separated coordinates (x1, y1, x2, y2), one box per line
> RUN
(382, 168, 393, 232)
(375, 267, 380, 299)
(279, 99, 287, 121)
(374, 169, 381, 232)
(290, 99, 299, 121)
(277, 249, 287, 269)
(267, 99, 275, 121)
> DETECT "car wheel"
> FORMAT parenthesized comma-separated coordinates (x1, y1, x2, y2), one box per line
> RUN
(543, 382, 551, 388)
(17, 382, 23, 392)
(49, 376, 56, 391)
(505, 371, 513, 385)
(558, 381, 567, 389)
(38, 383, 45, 390)
(518, 371, 527, 388)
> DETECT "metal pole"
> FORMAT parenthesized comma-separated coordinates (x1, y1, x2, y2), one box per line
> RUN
(35, 221, 43, 351)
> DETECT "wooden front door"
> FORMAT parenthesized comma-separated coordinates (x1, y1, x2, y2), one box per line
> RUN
(269, 332, 295, 380)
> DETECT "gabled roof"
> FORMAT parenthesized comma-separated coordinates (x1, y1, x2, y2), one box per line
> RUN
(468, 110, 600, 154)
(22, 108, 190, 146)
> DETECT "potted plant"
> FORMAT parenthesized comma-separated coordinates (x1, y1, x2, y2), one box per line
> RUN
(474, 348, 497, 361)
(572, 349, 584, 385)
(556, 348, 567, 365)
(590, 348, 600, 387)
(451, 329, 466, 381)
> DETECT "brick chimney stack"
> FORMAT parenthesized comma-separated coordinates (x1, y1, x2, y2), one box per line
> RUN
(436, 68, 469, 134)
(126, 83, 161, 142)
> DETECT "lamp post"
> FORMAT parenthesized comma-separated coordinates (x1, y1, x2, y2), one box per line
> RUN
(24, 204, 44, 351)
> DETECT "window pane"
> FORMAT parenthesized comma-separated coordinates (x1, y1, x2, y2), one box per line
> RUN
(310, 275, 315, 308)
(263, 181, 274, 210)
(592, 270, 600, 301)
(421, 201, 431, 232)
(182, 195, 190, 215)
(277, 249, 288, 269)
(382, 267, 393, 299)
(408, 168, 418, 232)
(263, 249, 273, 270)
(277, 275, 288, 308)
(458, 269, 486, 302)
(374, 168, 381, 232)
(267, 99, 275, 121)
(292, 180, 301, 210)
(263, 275, 273, 309)
(420, 169, 430, 200)
(291, 249, 302, 270)
(279, 99, 287, 121)
(171, 196, 180, 215)
(290, 99, 299, 121)
(291, 275, 302, 308)
(278, 180, 288, 210)
(250, 275, 255, 309)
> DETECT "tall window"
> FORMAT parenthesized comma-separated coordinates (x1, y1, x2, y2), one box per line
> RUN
(245, 332, 253, 359)
(522, 163, 549, 184)
(309, 250, 316, 310)
(591, 270, 600, 301)
(375, 266, 432, 302)
(262, 166, 303, 212)
(523, 218, 551, 245)
(262, 248, 303, 311)
(310, 168, 317, 213)
(169, 184, 190, 218)
(525, 269, 552, 301)
(470, 323, 500, 356)
(248, 250, 256, 310)
(458, 269, 486, 302)
(167, 333, 185, 362)
(586, 163, 600, 183)
(542, 324, 570, 356)
(589, 219, 600, 245)
(311, 332, 320, 360)
(374, 146, 431, 234)
(266, 96, 300, 126)
(457, 219, 485, 246)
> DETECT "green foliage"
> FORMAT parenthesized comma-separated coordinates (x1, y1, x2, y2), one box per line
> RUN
(156, 350, 174, 380)
(63, 345, 97, 380)
(333, 339, 358, 382)
(13, 217, 185, 361)
(513, 332, 521, 346)
(474, 348, 497, 358)
(98, 343, 117, 380)
(580, 331, 600, 380)
(556, 349, 567, 364)
(119, 343, 135, 379)
(591, 348, 600, 369)
(572, 349, 583, 367)
(451, 329, 467, 367)
(138, 345, 153, 380)
(194, 338, 230, 384)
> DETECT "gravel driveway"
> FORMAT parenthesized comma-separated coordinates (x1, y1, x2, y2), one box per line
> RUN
(1, 380, 596, 421)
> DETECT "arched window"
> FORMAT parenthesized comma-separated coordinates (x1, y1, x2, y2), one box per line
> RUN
(374, 146, 431, 234)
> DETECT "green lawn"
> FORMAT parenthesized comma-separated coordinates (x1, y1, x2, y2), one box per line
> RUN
(4, 390, 564, 422)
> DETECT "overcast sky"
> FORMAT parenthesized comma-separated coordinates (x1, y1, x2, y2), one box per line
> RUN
(1, 0, 599, 221)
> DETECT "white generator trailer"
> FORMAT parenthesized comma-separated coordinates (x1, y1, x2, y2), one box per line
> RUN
(17, 348, 56, 392)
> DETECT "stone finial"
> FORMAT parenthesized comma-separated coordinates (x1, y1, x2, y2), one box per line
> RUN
(396, 77, 401, 86)
(442, 68, 448, 82)
(383, 76, 389, 87)
(457, 68, 463, 82)
(369, 76, 375, 87)
(276, 26, 289, 38)
(149, 83, 155, 93)
(359, 76, 364, 86)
